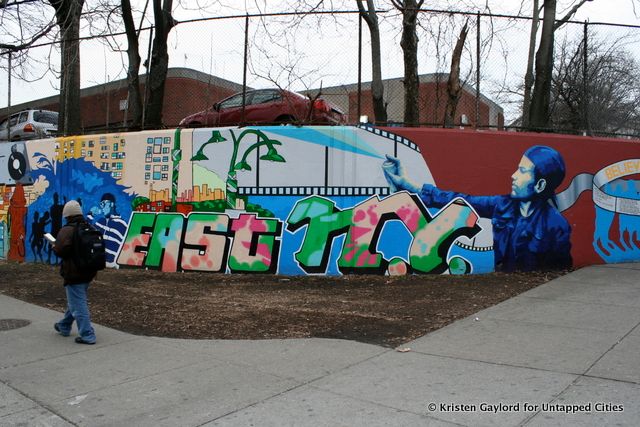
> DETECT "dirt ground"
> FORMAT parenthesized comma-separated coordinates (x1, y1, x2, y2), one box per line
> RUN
(0, 261, 566, 348)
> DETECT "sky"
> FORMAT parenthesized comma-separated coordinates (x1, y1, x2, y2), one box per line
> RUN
(1, 0, 639, 122)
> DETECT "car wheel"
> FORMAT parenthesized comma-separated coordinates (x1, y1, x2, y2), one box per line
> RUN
(275, 115, 296, 125)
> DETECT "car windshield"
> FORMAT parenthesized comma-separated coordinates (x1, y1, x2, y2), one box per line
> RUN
(33, 111, 58, 125)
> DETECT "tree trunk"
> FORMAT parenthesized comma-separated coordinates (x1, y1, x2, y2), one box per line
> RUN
(394, 0, 423, 127)
(357, 0, 387, 124)
(522, 0, 540, 129)
(529, 0, 556, 130)
(122, 0, 142, 130)
(144, 0, 174, 129)
(444, 21, 468, 128)
(50, 0, 84, 136)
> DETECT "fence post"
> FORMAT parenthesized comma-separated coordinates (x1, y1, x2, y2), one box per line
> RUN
(241, 13, 249, 126)
(475, 11, 480, 129)
(583, 21, 590, 136)
(357, 13, 362, 123)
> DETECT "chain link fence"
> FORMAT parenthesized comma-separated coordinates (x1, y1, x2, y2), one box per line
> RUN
(2, 8, 639, 138)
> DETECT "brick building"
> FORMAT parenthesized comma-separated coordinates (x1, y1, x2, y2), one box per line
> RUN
(314, 74, 504, 129)
(3, 68, 245, 131)
(4, 68, 502, 131)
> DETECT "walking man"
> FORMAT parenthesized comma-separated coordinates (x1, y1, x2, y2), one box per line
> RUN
(52, 200, 97, 345)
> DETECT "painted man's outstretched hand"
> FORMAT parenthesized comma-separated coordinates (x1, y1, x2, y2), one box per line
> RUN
(382, 155, 421, 194)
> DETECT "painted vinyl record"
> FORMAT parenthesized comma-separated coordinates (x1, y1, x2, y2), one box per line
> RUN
(8, 150, 27, 181)
(0, 142, 33, 185)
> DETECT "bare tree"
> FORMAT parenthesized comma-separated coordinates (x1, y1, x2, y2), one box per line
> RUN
(550, 33, 640, 136)
(144, 0, 175, 129)
(121, 0, 142, 130)
(0, 2, 56, 53)
(528, 0, 556, 130)
(391, 0, 424, 127)
(48, 0, 85, 135)
(528, 0, 595, 130)
(443, 20, 469, 127)
(521, 0, 540, 129)
(356, 0, 387, 123)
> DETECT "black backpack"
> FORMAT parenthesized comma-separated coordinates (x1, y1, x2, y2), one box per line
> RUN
(73, 221, 106, 271)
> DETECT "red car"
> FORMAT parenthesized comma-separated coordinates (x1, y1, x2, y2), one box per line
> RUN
(179, 89, 346, 127)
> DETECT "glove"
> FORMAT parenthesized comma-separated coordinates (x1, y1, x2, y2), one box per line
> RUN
(382, 154, 421, 194)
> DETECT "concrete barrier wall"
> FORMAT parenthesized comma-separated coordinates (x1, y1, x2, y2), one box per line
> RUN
(1, 126, 638, 275)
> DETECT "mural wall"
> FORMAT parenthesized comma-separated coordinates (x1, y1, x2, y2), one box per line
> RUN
(0, 126, 638, 275)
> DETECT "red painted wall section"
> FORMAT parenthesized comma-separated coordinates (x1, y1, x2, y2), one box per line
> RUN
(387, 127, 640, 268)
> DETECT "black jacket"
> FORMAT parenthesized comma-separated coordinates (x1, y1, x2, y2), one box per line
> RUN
(53, 215, 97, 285)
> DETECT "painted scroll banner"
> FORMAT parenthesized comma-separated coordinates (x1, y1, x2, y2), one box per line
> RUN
(592, 159, 640, 216)
(556, 159, 640, 216)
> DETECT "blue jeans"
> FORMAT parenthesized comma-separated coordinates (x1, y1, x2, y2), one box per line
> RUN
(55, 283, 96, 343)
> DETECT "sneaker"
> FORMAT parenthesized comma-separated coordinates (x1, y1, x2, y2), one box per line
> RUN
(54, 323, 69, 337)
(75, 337, 96, 345)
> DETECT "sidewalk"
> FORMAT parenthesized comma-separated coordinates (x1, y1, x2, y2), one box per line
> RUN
(1, 263, 639, 426)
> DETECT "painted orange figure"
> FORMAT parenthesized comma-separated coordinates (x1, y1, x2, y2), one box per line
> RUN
(8, 183, 27, 262)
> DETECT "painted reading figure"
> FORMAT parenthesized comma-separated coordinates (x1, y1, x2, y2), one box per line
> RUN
(383, 145, 572, 272)
(87, 193, 127, 268)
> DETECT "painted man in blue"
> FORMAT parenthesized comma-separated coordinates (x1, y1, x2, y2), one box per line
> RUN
(384, 145, 572, 272)
(87, 193, 127, 268)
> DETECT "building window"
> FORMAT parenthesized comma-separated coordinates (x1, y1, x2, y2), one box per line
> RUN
(164, 137, 171, 145)
(146, 146, 152, 154)
(113, 143, 118, 151)
(88, 140, 95, 147)
(145, 165, 151, 170)
(145, 154, 152, 162)
(161, 165, 169, 171)
(101, 145, 109, 151)
(153, 157, 161, 162)
(154, 137, 163, 154)
(162, 147, 170, 154)
(153, 165, 162, 180)
(120, 139, 126, 147)
(162, 156, 169, 162)
(145, 172, 151, 180)
(87, 150, 93, 157)
(100, 153, 109, 159)
(161, 173, 168, 180)
(112, 153, 118, 159)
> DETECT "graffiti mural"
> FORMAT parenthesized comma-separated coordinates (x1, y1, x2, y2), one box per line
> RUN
(287, 193, 480, 275)
(0, 125, 638, 275)
(117, 211, 283, 273)
(382, 145, 572, 272)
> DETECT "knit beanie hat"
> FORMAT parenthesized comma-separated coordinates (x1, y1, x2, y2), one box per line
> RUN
(62, 200, 83, 218)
